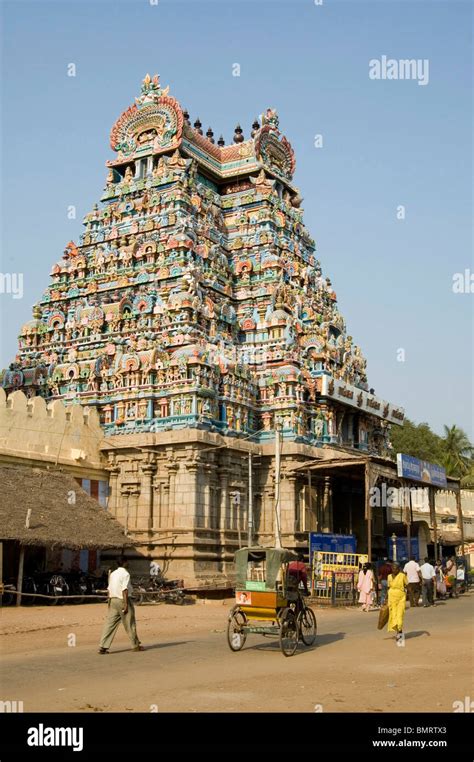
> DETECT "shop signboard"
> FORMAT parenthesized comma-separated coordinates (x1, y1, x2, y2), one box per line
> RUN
(309, 532, 356, 557)
(396, 453, 447, 488)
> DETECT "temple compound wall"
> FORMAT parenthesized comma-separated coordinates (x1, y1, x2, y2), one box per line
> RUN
(0, 388, 107, 483)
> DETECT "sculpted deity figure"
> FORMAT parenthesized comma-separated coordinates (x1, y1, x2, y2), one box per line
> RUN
(123, 165, 134, 184)
(153, 156, 168, 179)
(86, 366, 98, 391)
(113, 368, 123, 389)
(314, 416, 324, 438)
(168, 149, 187, 170)
(120, 244, 133, 268)
(250, 169, 274, 195)
(95, 248, 105, 273)
(327, 409, 336, 437)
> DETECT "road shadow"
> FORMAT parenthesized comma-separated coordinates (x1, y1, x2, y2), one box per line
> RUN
(315, 631, 346, 647)
(107, 641, 190, 654)
(247, 631, 346, 655)
(382, 630, 430, 641)
(405, 630, 431, 639)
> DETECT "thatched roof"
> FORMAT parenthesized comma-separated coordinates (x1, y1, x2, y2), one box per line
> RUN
(0, 465, 130, 550)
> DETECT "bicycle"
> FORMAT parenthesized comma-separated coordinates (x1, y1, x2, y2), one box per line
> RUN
(290, 589, 317, 646)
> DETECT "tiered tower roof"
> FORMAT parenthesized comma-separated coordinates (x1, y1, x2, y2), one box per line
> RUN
(3, 75, 403, 452)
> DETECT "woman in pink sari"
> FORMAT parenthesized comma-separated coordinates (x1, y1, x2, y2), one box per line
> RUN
(357, 562, 375, 611)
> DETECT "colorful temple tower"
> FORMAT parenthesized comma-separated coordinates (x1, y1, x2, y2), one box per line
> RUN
(3, 75, 404, 582)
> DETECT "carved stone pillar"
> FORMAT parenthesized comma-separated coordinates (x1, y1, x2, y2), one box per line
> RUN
(161, 481, 170, 529)
(140, 458, 156, 531)
(280, 474, 297, 538)
(218, 467, 230, 531)
(167, 462, 179, 528)
(107, 459, 120, 518)
(321, 476, 333, 532)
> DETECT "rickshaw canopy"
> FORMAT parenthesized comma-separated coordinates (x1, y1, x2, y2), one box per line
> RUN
(234, 546, 299, 591)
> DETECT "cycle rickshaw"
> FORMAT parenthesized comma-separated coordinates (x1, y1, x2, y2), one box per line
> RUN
(227, 546, 317, 657)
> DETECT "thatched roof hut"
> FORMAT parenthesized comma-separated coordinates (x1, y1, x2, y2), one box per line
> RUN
(0, 465, 129, 549)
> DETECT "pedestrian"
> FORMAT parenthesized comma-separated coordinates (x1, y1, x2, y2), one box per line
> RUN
(98, 556, 144, 654)
(446, 557, 458, 598)
(435, 559, 446, 599)
(419, 557, 436, 607)
(403, 556, 422, 607)
(357, 562, 375, 612)
(378, 557, 392, 607)
(456, 561, 466, 593)
(387, 562, 408, 644)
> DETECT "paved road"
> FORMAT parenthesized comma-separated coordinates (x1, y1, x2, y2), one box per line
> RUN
(2, 593, 472, 713)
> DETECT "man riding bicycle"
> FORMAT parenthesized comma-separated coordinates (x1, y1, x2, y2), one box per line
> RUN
(288, 553, 311, 615)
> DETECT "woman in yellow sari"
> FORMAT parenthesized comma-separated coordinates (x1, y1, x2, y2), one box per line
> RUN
(387, 562, 408, 642)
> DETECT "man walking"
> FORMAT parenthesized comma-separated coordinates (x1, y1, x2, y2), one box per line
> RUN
(420, 557, 436, 607)
(98, 556, 144, 654)
(403, 556, 422, 607)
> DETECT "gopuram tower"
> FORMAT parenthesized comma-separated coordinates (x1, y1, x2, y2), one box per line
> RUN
(3, 75, 404, 583)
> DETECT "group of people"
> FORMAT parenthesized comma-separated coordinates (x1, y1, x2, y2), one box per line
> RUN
(98, 553, 465, 654)
(402, 556, 461, 606)
(357, 555, 464, 644)
(357, 555, 462, 611)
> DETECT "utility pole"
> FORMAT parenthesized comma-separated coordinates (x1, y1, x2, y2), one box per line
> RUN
(429, 487, 438, 563)
(248, 452, 253, 548)
(406, 482, 411, 559)
(275, 422, 282, 548)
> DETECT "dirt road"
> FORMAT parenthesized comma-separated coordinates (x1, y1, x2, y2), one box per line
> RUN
(1, 593, 472, 713)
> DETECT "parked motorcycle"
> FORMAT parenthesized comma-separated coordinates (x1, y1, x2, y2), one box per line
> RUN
(132, 575, 186, 605)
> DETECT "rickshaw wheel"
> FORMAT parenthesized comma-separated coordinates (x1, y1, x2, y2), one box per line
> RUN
(298, 606, 317, 646)
(279, 607, 298, 657)
(227, 606, 247, 652)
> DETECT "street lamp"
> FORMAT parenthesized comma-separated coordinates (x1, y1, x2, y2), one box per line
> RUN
(391, 533, 397, 562)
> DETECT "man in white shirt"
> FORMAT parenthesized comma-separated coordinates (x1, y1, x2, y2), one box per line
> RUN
(403, 556, 422, 607)
(419, 557, 436, 607)
(98, 557, 144, 654)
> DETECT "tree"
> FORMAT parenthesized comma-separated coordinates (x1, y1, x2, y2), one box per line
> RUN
(441, 425, 474, 479)
(389, 419, 444, 463)
(390, 420, 474, 487)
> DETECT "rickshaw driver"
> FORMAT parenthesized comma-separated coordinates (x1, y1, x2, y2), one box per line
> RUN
(288, 553, 311, 598)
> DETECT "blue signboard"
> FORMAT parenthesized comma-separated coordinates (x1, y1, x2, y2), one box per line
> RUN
(309, 532, 357, 558)
(397, 453, 447, 488)
(387, 536, 420, 563)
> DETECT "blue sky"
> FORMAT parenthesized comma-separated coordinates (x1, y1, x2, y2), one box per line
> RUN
(1, 0, 472, 440)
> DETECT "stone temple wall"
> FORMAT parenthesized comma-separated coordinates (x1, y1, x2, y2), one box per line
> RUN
(101, 430, 333, 584)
